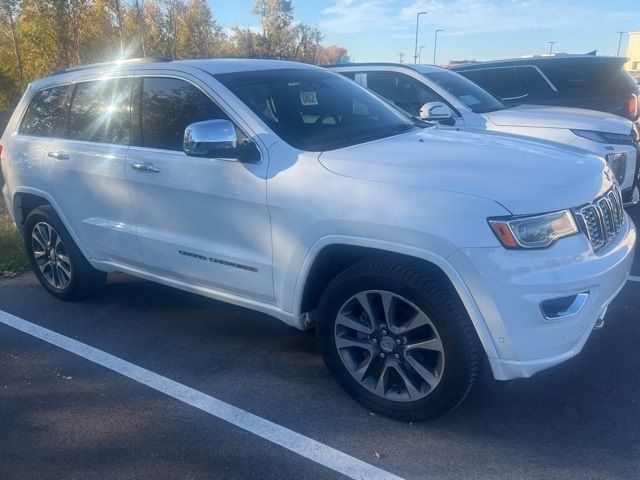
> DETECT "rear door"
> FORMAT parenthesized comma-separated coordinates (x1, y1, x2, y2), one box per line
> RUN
(125, 73, 274, 303)
(460, 66, 527, 105)
(43, 76, 143, 266)
(8, 86, 69, 210)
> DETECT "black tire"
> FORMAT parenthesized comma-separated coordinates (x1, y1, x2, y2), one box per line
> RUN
(316, 260, 482, 421)
(25, 205, 106, 300)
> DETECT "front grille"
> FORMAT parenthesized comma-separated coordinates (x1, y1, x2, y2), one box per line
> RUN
(575, 185, 624, 250)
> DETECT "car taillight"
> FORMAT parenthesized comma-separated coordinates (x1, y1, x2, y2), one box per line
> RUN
(628, 93, 638, 120)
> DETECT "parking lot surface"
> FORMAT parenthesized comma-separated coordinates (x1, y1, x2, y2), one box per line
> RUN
(1, 211, 639, 480)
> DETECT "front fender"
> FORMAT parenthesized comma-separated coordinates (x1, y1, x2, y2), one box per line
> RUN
(291, 235, 500, 360)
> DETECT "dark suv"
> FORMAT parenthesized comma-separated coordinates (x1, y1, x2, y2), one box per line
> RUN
(451, 55, 639, 121)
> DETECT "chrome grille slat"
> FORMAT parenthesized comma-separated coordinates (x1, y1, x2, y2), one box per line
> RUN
(597, 198, 614, 240)
(576, 186, 624, 250)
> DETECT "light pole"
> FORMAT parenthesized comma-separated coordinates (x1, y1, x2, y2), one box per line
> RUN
(548, 41, 557, 54)
(617, 31, 628, 56)
(418, 45, 425, 63)
(433, 29, 444, 65)
(414, 11, 427, 64)
(397, 52, 405, 63)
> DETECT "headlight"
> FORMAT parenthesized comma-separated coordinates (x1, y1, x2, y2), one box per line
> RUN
(571, 129, 636, 144)
(489, 210, 578, 249)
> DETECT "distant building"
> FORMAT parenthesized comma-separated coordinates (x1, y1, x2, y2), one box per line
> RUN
(626, 32, 640, 76)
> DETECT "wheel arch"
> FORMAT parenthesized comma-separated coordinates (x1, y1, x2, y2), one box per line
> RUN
(12, 187, 93, 262)
(293, 236, 499, 359)
(13, 190, 52, 233)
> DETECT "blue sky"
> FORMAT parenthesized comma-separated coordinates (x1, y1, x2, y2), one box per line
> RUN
(209, 0, 640, 63)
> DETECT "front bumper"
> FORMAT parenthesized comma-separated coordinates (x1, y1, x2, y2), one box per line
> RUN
(449, 215, 636, 380)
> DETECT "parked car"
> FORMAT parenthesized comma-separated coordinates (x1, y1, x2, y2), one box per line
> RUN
(449, 55, 639, 121)
(328, 63, 640, 205)
(1, 59, 635, 421)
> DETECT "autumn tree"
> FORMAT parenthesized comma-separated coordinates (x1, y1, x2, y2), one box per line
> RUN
(0, 0, 350, 109)
(316, 44, 350, 65)
(0, 0, 24, 90)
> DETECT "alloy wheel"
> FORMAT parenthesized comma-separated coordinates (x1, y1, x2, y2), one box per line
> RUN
(31, 222, 72, 290)
(334, 290, 445, 402)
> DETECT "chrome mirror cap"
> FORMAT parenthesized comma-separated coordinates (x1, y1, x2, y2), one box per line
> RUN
(184, 119, 237, 157)
(419, 102, 453, 121)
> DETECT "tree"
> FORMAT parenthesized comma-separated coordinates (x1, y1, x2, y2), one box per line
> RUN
(252, 0, 295, 59)
(316, 44, 350, 65)
(0, 0, 24, 90)
(176, 0, 225, 58)
(0, 0, 350, 109)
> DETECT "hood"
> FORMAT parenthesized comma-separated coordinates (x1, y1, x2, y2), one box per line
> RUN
(485, 104, 633, 134)
(319, 127, 611, 215)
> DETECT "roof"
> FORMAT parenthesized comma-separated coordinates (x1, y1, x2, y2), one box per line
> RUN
(450, 54, 627, 70)
(31, 58, 318, 90)
(326, 62, 445, 74)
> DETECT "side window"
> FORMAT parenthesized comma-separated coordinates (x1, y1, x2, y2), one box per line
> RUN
(140, 77, 229, 151)
(516, 66, 553, 95)
(462, 67, 523, 100)
(19, 85, 69, 137)
(366, 72, 441, 116)
(69, 78, 132, 144)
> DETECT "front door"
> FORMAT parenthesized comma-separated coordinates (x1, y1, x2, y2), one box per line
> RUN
(125, 75, 274, 303)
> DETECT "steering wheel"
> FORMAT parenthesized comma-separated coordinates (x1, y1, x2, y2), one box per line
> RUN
(314, 113, 340, 126)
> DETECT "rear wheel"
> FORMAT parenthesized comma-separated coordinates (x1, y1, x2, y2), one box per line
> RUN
(25, 206, 106, 300)
(317, 261, 482, 421)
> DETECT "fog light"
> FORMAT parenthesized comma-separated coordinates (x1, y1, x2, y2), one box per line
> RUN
(540, 292, 589, 320)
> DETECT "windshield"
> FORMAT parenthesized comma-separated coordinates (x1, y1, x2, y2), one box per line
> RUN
(422, 70, 506, 113)
(215, 68, 416, 151)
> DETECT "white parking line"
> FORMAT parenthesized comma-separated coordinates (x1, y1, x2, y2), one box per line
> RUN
(629, 276, 640, 283)
(0, 310, 405, 480)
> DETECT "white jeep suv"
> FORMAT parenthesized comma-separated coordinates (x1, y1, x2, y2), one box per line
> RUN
(329, 63, 640, 205)
(0, 59, 635, 420)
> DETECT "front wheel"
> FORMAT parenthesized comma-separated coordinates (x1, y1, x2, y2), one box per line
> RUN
(316, 261, 483, 421)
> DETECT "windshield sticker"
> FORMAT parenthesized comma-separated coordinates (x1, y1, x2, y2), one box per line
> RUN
(300, 91, 318, 106)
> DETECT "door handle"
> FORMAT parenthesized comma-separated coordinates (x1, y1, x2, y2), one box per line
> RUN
(48, 152, 70, 161)
(131, 162, 160, 173)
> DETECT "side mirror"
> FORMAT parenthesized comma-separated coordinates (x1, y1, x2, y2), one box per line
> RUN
(419, 102, 453, 121)
(184, 119, 237, 158)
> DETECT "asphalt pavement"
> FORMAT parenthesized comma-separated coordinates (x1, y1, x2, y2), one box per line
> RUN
(1, 209, 639, 480)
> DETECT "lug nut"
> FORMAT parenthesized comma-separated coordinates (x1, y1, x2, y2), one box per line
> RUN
(379, 352, 386, 358)
(371, 338, 378, 344)
(394, 354, 400, 359)
(381, 330, 387, 336)
(395, 339, 401, 345)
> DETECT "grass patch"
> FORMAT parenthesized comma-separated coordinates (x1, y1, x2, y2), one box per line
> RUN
(0, 173, 27, 274)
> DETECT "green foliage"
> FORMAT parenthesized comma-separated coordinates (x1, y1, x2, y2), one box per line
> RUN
(0, 0, 350, 108)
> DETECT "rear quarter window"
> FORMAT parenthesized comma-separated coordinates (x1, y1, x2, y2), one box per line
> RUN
(540, 61, 638, 94)
(19, 85, 69, 137)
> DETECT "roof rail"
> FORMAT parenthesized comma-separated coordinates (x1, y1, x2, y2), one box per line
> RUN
(49, 57, 172, 77)
(323, 62, 418, 69)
